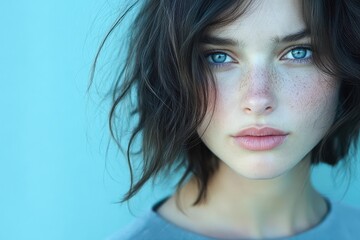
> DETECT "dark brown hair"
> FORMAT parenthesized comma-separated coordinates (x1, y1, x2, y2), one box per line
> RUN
(91, 0, 360, 204)
(302, 0, 360, 167)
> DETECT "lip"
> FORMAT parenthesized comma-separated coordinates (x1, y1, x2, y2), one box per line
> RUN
(232, 127, 289, 151)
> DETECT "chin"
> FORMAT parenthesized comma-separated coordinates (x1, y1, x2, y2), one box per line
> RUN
(240, 170, 286, 180)
(237, 154, 310, 181)
(237, 166, 285, 180)
(228, 156, 297, 180)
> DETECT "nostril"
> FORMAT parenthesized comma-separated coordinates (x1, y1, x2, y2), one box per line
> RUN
(244, 105, 273, 114)
(244, 107, 252, 113)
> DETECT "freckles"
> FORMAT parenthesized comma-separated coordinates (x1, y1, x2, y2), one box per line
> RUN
(286, 73, 338, 129)
(281, 72, 318, 108)
(269, 67, 282, 94)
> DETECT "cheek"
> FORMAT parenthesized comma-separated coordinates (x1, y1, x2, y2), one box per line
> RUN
(285, 73, 340, 128)
(210, 70, 243, 114)
(196, 78, 236, 137)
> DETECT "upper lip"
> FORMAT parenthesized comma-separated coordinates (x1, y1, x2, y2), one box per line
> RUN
(234, 127, 288, 137)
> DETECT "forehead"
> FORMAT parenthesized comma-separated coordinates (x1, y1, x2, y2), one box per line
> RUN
(209, 0, 306, 45)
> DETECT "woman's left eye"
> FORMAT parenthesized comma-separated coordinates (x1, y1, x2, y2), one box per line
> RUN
(281, 47, 312, 62)
(206, 52, 234, 64)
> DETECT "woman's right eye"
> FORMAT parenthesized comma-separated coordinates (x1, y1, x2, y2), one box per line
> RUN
(206, 52, 235, 65)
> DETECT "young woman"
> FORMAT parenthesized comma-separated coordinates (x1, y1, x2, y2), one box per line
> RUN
(94, 0, 360, 239)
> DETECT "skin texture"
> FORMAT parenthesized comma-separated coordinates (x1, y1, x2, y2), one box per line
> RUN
(158, 0, 340, 238)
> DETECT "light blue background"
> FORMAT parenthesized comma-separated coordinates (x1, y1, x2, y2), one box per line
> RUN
(0, 1, 359, 240)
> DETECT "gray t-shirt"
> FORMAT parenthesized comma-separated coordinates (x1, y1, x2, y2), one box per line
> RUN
(108, 198, 360, 240)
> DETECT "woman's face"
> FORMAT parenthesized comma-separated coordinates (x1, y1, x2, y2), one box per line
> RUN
(197, 0, 340, 179)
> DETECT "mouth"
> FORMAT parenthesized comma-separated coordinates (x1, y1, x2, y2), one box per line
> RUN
(232, 127, 289, 151)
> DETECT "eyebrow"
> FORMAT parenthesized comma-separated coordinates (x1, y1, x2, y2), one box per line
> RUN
(276, 29, 310, 43)
(201, 36, 240, 47)
(201, 29, 310, 47)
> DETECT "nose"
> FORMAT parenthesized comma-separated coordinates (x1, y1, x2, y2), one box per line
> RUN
(241, 66, 277, 115)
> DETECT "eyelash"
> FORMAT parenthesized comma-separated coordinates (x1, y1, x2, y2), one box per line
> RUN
(205, 51, 236, 69)
(205, 45, 313, 68)
(280, 45, 313, 64)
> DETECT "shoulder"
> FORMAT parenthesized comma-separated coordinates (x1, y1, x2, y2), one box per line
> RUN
(106, 198, 213, 240)
(106, 211, 159, 240)
(305, 199, 360, 240)
(106, 210, 211, 240)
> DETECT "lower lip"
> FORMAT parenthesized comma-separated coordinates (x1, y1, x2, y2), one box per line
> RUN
(233, 135, 288, 151)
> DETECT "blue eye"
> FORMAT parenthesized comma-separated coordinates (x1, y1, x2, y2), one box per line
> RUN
(206, 52, 234, 64)
(291, 48, 307, 59)
(282, 47, 312, 62)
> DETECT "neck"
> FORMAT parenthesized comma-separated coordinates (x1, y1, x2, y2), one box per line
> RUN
(174, 157, 328, 238)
